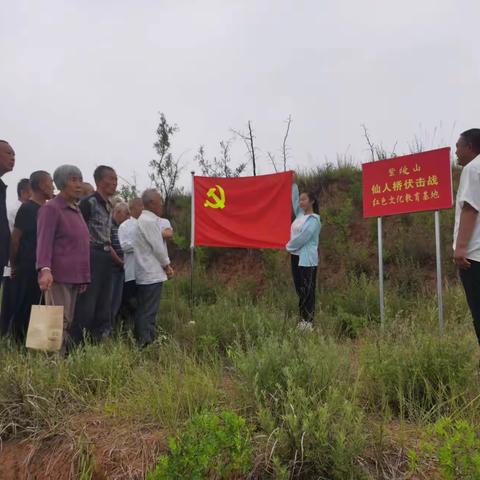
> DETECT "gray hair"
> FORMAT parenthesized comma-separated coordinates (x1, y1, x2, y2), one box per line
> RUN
(53, 165, 83, 191)
(128, 197, 143, 209)
(141, 188, 162, 206)
(113, 201, 129, 216)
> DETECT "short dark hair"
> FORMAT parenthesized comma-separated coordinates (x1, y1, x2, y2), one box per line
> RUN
(30, 171, 50, 192)
(460, 129, 480, 155)
(17, 178, 30, 199)
(93, 165, 115, 183)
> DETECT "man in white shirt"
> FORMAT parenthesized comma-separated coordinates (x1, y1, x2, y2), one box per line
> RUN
(118, 198, 143, 321)
(453, 128, 480, 345)
(133, 189, 174, 346)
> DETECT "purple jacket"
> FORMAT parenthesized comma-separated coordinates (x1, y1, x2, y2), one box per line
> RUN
(36, 195, 91, 284)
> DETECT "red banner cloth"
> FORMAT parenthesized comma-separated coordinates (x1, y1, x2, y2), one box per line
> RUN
(193, 171, 293, 249)
(362, 147, 453, 218)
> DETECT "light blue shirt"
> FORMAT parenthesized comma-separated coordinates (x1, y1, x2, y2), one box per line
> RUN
(286, 184, 321, 267)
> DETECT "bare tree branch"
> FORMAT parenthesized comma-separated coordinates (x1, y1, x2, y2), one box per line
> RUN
(231, 121, 257, 176)
(361, 124, 376, 162)
(282, 115, 292, 171)
(267, 152, 278, 172)
(248, 121, 256, 176)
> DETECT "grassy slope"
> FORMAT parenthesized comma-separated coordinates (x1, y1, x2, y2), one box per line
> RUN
(1, 164, 479, 480)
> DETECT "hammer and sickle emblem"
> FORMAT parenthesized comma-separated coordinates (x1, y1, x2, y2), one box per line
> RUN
(204, 184, 226, 209)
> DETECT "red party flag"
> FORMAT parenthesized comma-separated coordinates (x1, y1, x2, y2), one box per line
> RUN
(193, 171, 293, 249)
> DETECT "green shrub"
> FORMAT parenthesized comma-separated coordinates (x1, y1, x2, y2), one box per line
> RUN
(232, 334, 351, 409)
(258, 385, 365, 479)
(361, 333, 476, 419)
(147, 411, 253, 480)
(409, 416, 480, 479)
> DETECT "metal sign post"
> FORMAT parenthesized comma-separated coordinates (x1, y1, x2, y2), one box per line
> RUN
(434, 210, 444, 333)
(378, 217, 385, 329)
(190, 171, 195, 319)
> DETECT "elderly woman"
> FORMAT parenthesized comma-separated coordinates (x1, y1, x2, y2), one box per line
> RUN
(36, 165, 90, 353)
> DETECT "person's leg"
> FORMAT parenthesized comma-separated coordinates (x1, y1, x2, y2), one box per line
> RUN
(46, 283, 78, 355)
(71, 249, 98, 344)
(11, 267, 40, 343)
(110, 270, 124, 329)
(0, 276, 17, 336)
(134, 283, 162, 347)
(118, 280, 137, 334)
(290, 255, 303, 319)
(300, 266, 317, 324)
(459, 260, 480, 344)
(90, 250, 113, 341)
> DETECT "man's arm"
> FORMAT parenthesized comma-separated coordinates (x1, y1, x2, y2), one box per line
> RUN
(118, 222, 134, 253)
(162, 228, 173, 240)
(454, 202, 478, 269)
(9, 228, 22, 273)
(140, 220, 170, 267)
(110, 247, 124, 267)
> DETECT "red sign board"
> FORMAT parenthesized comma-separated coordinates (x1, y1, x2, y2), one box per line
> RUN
(362, 147, 453, 218)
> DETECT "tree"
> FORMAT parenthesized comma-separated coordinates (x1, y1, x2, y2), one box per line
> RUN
(149, 113, 183, 216)
(117, 173, 139, 202)
(194, 139, 247, 178)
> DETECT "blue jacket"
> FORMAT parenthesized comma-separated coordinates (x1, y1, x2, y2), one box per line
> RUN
(286, 184, 321, 267)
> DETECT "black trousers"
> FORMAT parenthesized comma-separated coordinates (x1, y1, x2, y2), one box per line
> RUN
(11, 265, 40, 343)
(117, 280, 137, 332)
(291, 254, 317, 323)
(0, 276, 16, 336)
(459, 260, 480, 345)
(70, 248, 113, 344)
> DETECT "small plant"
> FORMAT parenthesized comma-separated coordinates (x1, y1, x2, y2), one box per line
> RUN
(146, 410, 253, 480)
(408, 416, 480, 479)
(77, 436, 96, 480)
(259, 385, 365, 479)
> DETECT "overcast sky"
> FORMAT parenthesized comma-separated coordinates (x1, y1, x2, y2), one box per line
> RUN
(1, 0, 478, 205)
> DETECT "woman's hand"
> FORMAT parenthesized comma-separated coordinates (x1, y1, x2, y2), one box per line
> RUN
(38, 269, 54, 291)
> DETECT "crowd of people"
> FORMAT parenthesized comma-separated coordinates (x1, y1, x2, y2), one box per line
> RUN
(2, 128, 480, 354)
(0, 141, 174, 353)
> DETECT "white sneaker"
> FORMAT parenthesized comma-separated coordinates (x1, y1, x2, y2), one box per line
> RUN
(297, 320, 313, 332)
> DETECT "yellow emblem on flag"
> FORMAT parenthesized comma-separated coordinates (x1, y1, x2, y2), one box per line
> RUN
(204, 185, 226, 209)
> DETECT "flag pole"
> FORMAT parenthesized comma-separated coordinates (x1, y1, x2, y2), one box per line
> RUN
(190, 171, 195, 321)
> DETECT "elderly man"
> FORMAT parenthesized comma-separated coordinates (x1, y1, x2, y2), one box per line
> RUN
(71, 165, 117, 344)
(110, 201, 129, 327)
(10, 171, 54, 342)
(37, 165, 90, 354)
(0, 141, 15, 335)
(134, 189, 174, 346)
(117, 197, 143, 329)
